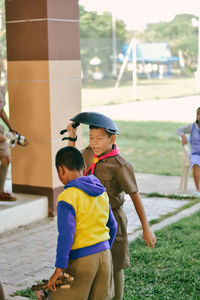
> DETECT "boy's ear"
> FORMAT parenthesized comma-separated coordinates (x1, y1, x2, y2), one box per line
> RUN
(111, 135, 116, 144)
(83, 163, 86, 175)
(57, 165, 64, 175)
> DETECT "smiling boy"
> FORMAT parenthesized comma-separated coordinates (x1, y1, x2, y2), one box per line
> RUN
(66, 112, 156, 300)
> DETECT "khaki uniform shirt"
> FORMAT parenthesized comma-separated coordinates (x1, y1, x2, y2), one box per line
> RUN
(82, 146, 138, 270)
(82, 146, 138, 208)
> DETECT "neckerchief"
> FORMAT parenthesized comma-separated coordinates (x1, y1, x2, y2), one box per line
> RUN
(84, 144, 120, 176)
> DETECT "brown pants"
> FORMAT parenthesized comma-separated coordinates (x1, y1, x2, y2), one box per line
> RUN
(0, 282, 5, 300)
(48, 250, 114, 300)
(112, 207, 130, 271)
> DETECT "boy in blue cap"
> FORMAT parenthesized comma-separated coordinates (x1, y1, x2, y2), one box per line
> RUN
(48, 146, 117, 300)
(66, 112, 156, 300)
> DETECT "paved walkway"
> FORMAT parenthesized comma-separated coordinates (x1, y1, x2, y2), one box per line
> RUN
(86, 95, 200, 123)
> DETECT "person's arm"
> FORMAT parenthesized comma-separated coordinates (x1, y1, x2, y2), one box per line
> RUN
(1, 109, 14, 132)
(176, 124, 192, 146)
(129, 191, 156, 248)
(48, 201, 76, 291)
(0, 133, 6, 143)
(106, 204, 118, 248)
(47, 268, 62, 292)
(66, 122, 78, 147)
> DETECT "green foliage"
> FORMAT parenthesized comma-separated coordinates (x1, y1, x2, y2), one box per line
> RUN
(79, 5, 127, 78)
(124, 211, 200, 299)
(145, 192, 196, 200)
(13, 287, 36, 299)
(139, 14, 198, 71)
(79, 5, 127, 39)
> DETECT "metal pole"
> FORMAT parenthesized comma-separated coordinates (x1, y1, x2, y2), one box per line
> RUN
(132, 38, 137, 100)
(114, 38, 133, 91)
(112, 13, 117, 77)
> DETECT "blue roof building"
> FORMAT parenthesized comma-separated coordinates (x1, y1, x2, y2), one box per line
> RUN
(120, 42, 179, 78)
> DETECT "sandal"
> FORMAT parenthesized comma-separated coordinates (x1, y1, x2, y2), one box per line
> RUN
(0, 192, 17, 201)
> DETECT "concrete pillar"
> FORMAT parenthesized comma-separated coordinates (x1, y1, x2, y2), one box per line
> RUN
(5, 0, 82, 216)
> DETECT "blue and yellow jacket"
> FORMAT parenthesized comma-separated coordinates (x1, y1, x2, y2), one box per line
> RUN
(55, 175, 117, 269)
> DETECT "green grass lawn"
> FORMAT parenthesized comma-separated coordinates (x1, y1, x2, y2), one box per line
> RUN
(82, 76, 200, 108)
(83, 120, 186, 176)
(124, 210, 200, 300)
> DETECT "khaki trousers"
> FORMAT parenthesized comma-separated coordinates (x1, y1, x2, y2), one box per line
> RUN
(48, 249, 114, 300)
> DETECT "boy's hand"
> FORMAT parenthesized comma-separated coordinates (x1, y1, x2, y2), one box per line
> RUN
(143, 228, 157, 248)
(66, 122, 77, 138)
(48, 268, 62, 292)
(129, 192, 157, 249)
(181, 134, 188, 146)
(0, 133, 6, 143)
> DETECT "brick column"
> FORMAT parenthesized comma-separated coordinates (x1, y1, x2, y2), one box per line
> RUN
(5, 0, 82, 216)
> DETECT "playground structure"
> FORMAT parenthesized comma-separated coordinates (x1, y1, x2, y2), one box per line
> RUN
(114, 39, 180, 100)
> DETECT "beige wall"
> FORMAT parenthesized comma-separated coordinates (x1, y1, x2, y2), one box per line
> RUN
(8, 60, 82, 188)
(6, 0, 81, 214)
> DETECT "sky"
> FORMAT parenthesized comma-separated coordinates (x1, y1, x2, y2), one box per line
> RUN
(79, 0, 200, 31)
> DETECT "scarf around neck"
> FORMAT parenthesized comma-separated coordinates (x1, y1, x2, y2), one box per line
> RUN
(84, 144, 120, 176)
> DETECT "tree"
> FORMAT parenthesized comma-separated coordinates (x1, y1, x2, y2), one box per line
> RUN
(79, 5, 127, 78)
(79, 5, 127, 39)
(138, 14, 198, 71)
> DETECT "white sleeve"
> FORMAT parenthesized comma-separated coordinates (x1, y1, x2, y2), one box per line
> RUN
(176, 124, 192, 136)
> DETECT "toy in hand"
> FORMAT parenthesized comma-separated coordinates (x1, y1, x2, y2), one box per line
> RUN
(60, 122, 80, 141)
(32, 273, 74, 300)
(6, 130, 28, 147)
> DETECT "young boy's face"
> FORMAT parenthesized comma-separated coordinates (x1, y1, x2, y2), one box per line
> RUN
(89, 128, 116, 156)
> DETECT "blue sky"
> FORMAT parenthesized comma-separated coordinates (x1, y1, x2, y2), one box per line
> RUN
(79, 0, 200, 30)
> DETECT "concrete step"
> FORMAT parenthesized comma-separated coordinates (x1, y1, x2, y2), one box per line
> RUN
(0, 193, 48, 234)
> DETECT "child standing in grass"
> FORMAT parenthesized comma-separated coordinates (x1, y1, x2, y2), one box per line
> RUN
(47, 146, 117, 300)
(176, 107, 200, 197)
(66, 112, 156, 300)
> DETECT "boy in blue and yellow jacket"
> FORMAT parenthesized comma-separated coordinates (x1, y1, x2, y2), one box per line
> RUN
(48, 146, 117, 300)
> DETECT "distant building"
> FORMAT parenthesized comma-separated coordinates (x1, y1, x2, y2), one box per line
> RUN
(120, 42, 179, 78)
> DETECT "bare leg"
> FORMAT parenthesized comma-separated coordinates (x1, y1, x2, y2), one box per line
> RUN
(0, 157, 10, 193)
(192, 164, 200, 192)
(113, 269, 124, 300)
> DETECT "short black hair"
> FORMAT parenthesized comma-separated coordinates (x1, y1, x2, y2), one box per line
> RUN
(55, 146, 84, 171)
(89, 125, 114, 138)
